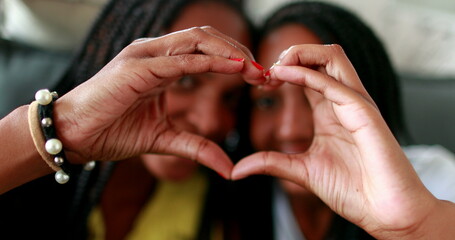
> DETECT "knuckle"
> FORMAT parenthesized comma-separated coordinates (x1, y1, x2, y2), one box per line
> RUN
(287, 45, 297, 52)
(194, 138, 210, 162)
(326, 44, 345, 55)
(175, 54, 198, 66)
(132, 37, 148, 43)
(279, 45, 297, 60)
(200, 25, 214, 31)
(122, 42, 142, 56)
(116, 57, 138, 71)
(188, 26, 205, 36)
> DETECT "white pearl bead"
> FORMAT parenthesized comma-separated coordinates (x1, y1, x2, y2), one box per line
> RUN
(55, 170, 69, 184)
(35, 89, 53, 105)
(84, 161, 96, 171)
(45, 138, 62, 155)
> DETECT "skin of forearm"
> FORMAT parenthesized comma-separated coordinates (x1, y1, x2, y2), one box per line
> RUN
(0, 105, 52, 194)
(414, 200, 455, 240)
(372, 199, 455, 240)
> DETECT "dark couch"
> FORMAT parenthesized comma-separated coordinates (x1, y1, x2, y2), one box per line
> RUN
(400, 74, 455, 153)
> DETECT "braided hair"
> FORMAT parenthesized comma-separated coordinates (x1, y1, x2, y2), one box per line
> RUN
(260, 1, 411, 144)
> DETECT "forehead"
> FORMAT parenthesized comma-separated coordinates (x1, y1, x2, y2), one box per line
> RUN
(169, 1, 250, 47)
(258, 23, 322, 68)
(168, 2, 248, 90)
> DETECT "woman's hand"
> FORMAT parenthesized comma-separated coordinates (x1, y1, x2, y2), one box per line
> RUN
(232, 44, 453, 238)
(54, 26, 264, 178)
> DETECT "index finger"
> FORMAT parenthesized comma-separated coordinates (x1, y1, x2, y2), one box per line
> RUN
(275, 44, 370, 99)
(126, 27, 265, 82)
(201, 26, 266, 84)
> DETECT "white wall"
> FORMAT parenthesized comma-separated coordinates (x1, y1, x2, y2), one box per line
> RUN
(2, 0, 454, 77)
(1, 0, 106, 51)
(246, 0, 455, 78)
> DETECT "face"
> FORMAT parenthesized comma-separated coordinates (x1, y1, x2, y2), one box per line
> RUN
(252, 24, 322, 195)
(142, 1, 250, 181)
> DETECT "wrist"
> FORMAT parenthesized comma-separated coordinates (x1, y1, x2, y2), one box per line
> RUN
(52, 95, 89, 165)
(372, 198, 455, 240)
(0, 105, 53, 193)
(30, 89, 96, 183)
(412, 200, 455, 240)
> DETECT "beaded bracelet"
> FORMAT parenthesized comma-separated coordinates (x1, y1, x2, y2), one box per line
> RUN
(28, 89, 95, 184)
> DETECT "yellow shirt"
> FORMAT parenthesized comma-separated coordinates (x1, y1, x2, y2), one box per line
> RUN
(88, 172, 209, 240)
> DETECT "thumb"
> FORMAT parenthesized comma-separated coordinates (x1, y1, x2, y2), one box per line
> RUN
(232, 151, 309, 185)
(152, 129, 234, 179)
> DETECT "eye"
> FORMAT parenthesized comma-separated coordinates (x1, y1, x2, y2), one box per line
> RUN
(253, 95, 279, 111)
(178, 76, 196, 89)
(170, 76, 199, 93)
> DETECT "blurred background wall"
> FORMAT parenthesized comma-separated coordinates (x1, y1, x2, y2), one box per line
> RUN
(1, 0, 105, 51)
(1, 0, 454, 152)
(246, 0, 455, 77)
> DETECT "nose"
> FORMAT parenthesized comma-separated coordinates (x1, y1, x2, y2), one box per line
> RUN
(276, 94, 313, 142)
(188, 94, 228, 141)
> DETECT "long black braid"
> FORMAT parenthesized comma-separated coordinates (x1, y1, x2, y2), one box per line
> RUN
(260, 1, 411, 145)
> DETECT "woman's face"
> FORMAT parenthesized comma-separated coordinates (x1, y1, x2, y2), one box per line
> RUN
(252, 24, 322, 195)
(142, 1, 250, 181)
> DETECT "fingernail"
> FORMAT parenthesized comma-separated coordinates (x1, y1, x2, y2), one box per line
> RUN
(278, 47, 292, 60)
(251, 61, 264, 71)
(230, 58, 245, 62)
(266, 63, 279, 77)
(215, 171, 225, 179)
(264, 76, 271, 86)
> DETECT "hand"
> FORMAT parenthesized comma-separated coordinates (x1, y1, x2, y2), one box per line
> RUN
(232, 44, 442, 238)
(52, 26, 264, 178)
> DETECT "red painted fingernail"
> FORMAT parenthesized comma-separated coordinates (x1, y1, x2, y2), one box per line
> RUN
(264, 70, 271, 77)
(230, 58, 245, 62)
(217, 171, 226, 179)
(251, 61, 264, 71)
